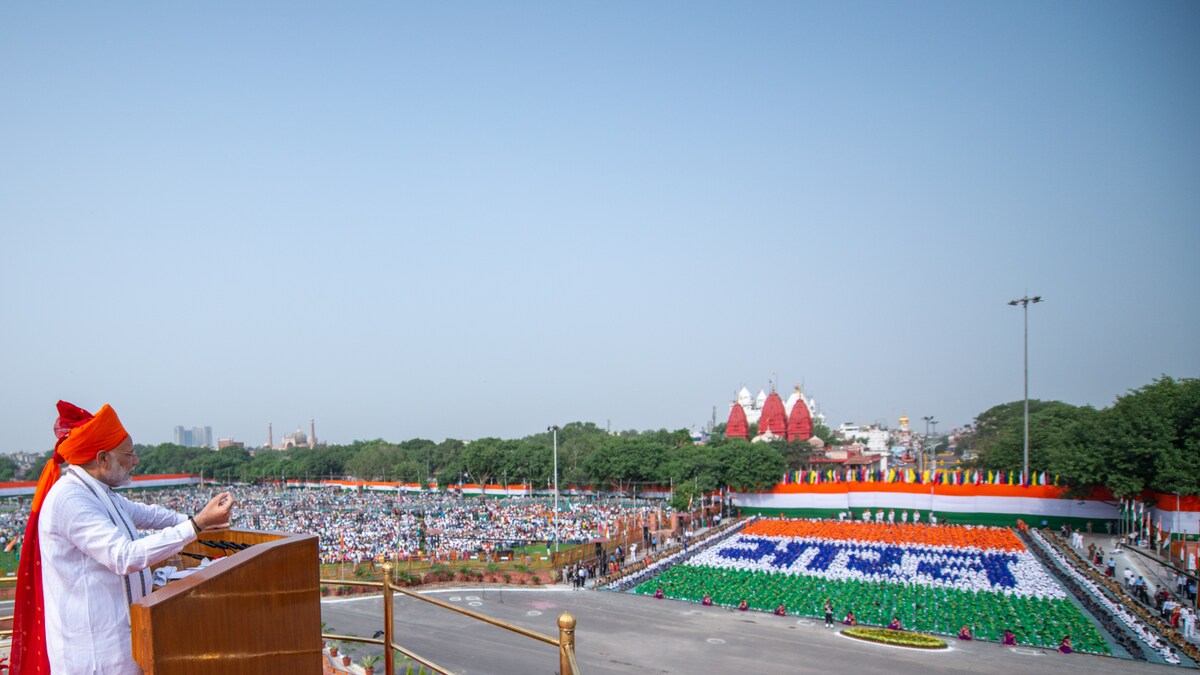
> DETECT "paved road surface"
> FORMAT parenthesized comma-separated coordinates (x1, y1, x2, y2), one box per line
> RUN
(321, 587, 1181, 674)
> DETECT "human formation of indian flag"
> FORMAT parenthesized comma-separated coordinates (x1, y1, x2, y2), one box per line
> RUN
(635, 519, 1108, 654)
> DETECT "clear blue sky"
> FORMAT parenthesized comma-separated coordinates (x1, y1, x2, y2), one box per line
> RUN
(2, 2, 1197, 453)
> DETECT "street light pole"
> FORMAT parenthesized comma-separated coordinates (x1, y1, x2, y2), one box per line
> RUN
(1008, 294, 1043, 486)
(548, 425, 560, 555)
(921, 416, 933, 474)
(930, 419, 938, 470)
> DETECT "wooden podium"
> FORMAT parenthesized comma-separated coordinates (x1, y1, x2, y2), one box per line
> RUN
(130, 529, 322, 674)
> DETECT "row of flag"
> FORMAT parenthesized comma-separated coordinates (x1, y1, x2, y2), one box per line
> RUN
(780, 468, 1057, 486)
(1120, 497, 1168, 543)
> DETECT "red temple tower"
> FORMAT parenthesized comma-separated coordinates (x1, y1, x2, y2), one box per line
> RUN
(726, 403, 750, 440)
(787, 397, 813, 442)
(759, 391, 788, 437)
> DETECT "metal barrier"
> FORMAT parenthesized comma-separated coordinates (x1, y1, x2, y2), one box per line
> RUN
(0, 574, 14, 637)
(322, 563, 579, 675)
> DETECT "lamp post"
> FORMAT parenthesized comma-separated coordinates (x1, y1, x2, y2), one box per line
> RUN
(1008, 294, 1043, 486)
(548, 425, 560, 555)
(930, 419, 939, 469)
(921, 416, 934, 474)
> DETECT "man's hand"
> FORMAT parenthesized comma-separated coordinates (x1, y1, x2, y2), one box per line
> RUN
(194, 492, 235, 531)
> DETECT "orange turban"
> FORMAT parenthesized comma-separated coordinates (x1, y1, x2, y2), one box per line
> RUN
(55, 403, 130, 468)
(12, 401, 130, 674)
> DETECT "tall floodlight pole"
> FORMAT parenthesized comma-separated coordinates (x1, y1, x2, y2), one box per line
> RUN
(921, 416, 934, 474)
(930, 420, 939, 470)
(548, 425, 560, 554)
(1008, 295, 1043, 486)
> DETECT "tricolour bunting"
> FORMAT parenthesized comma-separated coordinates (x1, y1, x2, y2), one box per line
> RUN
(635, 520, 1108, 654)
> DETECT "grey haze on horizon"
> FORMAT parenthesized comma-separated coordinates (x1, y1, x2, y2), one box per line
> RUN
(1, 3, 1197, 454)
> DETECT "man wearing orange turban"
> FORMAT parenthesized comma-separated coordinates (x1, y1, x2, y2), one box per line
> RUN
(11, 402, 236, 674)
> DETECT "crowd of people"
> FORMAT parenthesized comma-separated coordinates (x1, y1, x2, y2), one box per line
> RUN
(1026, 527, 1155, 660)
(1058, 523, 1199, 658)
(0, 484, 672, 566)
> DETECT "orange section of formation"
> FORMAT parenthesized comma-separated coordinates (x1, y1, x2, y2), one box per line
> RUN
(741, 519, 1026, 551)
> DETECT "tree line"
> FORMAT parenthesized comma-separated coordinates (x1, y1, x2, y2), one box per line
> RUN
(120, 423, 789, 506)
(960, 376, 1200, 498)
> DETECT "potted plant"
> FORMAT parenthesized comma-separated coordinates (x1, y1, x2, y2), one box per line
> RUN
(361, 654, 381, 675)
(327, 640, 340, 657)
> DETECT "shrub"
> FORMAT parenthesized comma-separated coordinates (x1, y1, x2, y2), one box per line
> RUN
(843, 628, 947, 650)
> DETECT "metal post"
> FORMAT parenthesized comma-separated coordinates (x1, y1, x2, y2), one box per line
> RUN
(921, 416, 933, 475)
(558, 612, 576, 675)
(1023, 300, 1029, 486)
(382, 562, 395, 675)
(930, 420, 938, 471)
(550, 425, 560, 557)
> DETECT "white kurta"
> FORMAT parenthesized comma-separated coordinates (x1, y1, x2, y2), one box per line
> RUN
(39, 467, 196, 674)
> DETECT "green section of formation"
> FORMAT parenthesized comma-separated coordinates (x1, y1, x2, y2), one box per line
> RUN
(633, 564, 1109, 655)
(736, 506, 1114, 531)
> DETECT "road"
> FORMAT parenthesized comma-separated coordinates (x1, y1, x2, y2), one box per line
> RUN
(321, 587, 1182, 674)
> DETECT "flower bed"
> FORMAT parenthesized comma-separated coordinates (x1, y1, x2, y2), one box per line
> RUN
(843, 627, 947, 649)
(634, 519, 1109, 654)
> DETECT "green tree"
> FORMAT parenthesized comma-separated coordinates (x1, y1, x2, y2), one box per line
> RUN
(133, 443, 210, 475)
(190, 445, 250, 479)
(811, 420, 836, 446)
(0, 454, 17, 481)
(963, 400, 1094, 475)
(1095, 377, 1200, 497)
(724, 442, 786, 492)
(584, 436, 667, 492)
(345, 441, 404, 481)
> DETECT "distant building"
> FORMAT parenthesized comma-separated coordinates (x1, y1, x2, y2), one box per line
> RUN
(835, 424, 889, 454)
(217, 438, 245, 450)
(174, 425, 213, 448)
(264, 419, 318, 450)
(281, 429, 308, 449)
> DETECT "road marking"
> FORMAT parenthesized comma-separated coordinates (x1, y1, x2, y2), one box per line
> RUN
(527, 610, 543, 617)
(707, 638, 726, 645)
